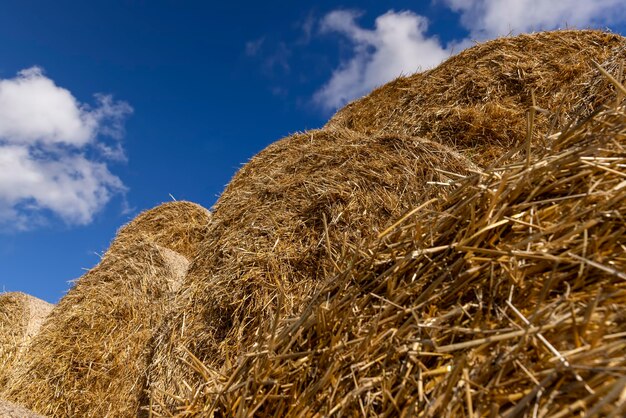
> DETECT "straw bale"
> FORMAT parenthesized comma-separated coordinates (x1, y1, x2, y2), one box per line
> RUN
(0, 292, 53, 388)
(326, 30, 626, 167)
(3, 202, 210, 417)
(113, 201, 212, 259)
(179, 79, 626, 416)
(147, 128, 475, 412)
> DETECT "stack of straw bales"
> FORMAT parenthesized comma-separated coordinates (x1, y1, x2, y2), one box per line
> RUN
(0, 292, 53, 387)
(172, 54, 626, 417)
(2, 29, 625, 417)
(148, 129, 474, 411)
(153, 30, 626, 416)
(327, 30, 625, 167)
(3, 202, 210, 417)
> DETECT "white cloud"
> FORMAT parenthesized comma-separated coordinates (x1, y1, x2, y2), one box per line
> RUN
(314, 10, 450, 111)
(314, 2, 626, 111)
(0, 67, 130, 147)
(0, 67, 131, 229)
(443, 0, 626, 39)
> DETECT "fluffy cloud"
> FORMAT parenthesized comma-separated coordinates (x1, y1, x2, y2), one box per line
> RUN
(313, 10, 450, 111)
(444, 0, 626, 39)
(0, 67, 130, 147)
(314, 2, 626, 110)
(0, 67, 131, 229)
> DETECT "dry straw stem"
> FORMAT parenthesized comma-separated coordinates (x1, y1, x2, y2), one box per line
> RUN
(3, 202, 211, 418)
(0, 292, 53, 388)
(180, 80, 626, 416)
(147, 128, 474, 414)
(326, 30, 626, 168)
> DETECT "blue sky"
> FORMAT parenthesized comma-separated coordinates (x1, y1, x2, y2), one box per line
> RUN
(1, 1, 625, 303)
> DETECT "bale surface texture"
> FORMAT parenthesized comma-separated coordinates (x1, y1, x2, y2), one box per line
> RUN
(0, 398, 47, 418)
(175, 73, 626, 416)
(3, 202, 210, 418)
(326, 30, 626, 167)
(148, 128, 474, 411)
(0, 292, 53, 388)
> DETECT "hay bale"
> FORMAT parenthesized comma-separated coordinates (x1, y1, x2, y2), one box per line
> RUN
(3, 201, 210, 417)
(326, 30, 626, 167)
(0, 292, 53, 387)
(147, 128, 475, 411)
(112, 200, 212, 260)
(182, 74, 626, 416)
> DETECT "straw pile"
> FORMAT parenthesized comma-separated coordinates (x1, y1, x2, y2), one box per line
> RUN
(173, 63, 626, 416)
(0, 292, 53, 387)
(147, 128, 475, 411)
(326, 30, 626, 167)
(3, 202, 210, 417)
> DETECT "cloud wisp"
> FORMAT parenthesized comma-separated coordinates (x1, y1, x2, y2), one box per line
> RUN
(313, 10, 450, 111)
(443, 0, 626, 40)
(313, 1, 626, 111)
(0, 67, 132, 230)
